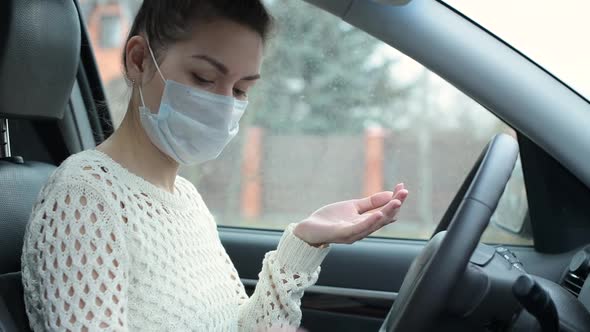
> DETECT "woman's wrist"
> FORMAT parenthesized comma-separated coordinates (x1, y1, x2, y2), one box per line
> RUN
(293, 223, 328, 248)
(275, 223, 330, 273)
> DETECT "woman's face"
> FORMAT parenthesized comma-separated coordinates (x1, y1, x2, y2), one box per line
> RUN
(127, 18, 264, 113)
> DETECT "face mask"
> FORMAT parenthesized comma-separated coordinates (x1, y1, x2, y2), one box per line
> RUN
(138, 43, 248, 165)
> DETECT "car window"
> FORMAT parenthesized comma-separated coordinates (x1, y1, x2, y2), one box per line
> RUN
(444, 0, 590, 101)
(82, 0, 532, 246)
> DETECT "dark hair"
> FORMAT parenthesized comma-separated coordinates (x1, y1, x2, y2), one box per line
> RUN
(123, 0, 273, 74)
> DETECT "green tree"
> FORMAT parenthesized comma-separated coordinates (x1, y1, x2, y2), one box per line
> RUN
(247, 1, 411, 135)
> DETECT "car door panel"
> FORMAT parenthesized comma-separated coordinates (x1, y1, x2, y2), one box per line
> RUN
(221, 227, 571, 331)
(221, 227, 420, 331)
(220, 227, 423, 292)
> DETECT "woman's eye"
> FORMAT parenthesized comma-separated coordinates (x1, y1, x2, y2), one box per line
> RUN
(193, 74, 213, 85)
(233, 88, 247, 98)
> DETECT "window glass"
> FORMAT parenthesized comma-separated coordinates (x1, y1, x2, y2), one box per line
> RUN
(99, 15, 122, 49)
(445, 0, 590, 101)
(83, 0, 532, 245)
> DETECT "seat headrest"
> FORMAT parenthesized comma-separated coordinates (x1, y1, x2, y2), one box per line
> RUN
(0, 160, 56, 274)
(0, 0, 81, 120)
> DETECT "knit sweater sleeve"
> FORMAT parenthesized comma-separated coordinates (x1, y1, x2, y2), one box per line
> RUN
(22, 180, 129, 331)
(236, 223, 330, 331)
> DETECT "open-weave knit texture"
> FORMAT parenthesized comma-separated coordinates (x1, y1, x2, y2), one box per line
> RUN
(21, 149, 330, 331)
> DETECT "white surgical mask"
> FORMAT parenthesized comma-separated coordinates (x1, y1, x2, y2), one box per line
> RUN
(138, 43, 248, 165)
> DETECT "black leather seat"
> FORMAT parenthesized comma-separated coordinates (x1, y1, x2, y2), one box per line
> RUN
(0, 0, 81, 331)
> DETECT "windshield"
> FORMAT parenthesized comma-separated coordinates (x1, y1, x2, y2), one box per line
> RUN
(445, 0, 590, 101)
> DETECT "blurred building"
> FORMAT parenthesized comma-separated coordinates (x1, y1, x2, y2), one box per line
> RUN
(79, 0, 142, 126)
(79, 0, 141, 84)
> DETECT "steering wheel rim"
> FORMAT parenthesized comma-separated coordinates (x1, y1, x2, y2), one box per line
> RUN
(381, 133, 519, 332)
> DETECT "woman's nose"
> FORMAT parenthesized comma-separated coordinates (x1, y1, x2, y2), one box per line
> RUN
(213, 85, 233, 98)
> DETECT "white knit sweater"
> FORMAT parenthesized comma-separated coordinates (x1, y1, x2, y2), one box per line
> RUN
(21, 149, 330, 331)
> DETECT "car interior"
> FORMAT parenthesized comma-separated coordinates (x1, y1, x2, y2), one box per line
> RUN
(2, 0, 590, 331)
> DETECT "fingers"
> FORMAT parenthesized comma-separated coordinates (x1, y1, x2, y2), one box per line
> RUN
(360, 200, 400, 238)
(340, 208, 397, 244)
(344, 183, 408, 243)
(393, 189, 409, 204)
(341, 199, 404, 243)
(393, 183, 409, 203)
(338, 211, 383, 243)
(393, 183, 404, 195)
(380, 199, 401, 221)
(355, 183, 408, 214)
(355, 192, 393, 214)
(351, 217, 388, 242)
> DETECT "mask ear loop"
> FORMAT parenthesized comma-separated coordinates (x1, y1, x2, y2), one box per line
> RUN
(145, 38, 166, 83)
(135, 37, 165, 109)
(134, 79, 147, 108)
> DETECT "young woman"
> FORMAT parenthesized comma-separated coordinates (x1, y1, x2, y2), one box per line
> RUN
(21, 0, 408, 331)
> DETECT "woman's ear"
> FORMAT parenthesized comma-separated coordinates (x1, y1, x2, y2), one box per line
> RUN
(125, 35, 148, 82)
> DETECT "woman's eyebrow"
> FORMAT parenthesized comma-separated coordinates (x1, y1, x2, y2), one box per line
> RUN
(192, 54, 261, 81)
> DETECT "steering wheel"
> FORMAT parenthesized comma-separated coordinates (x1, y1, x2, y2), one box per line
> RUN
(380, 133, 519, 332)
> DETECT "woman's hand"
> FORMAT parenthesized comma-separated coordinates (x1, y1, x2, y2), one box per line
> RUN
(293, 183, 409, 247)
